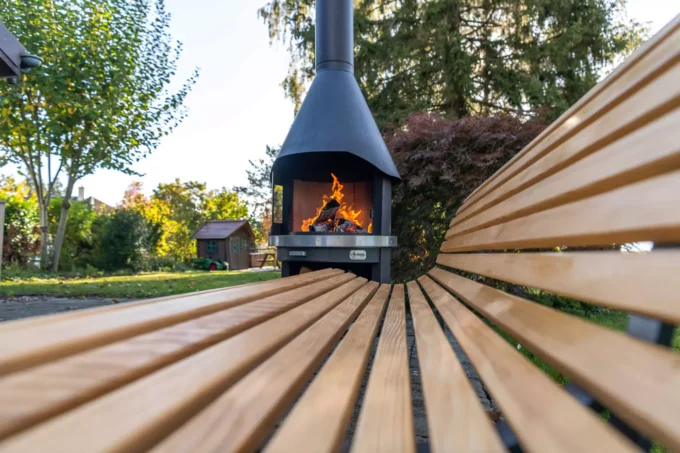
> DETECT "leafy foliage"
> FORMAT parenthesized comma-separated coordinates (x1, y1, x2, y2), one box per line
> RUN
(89, 210, 155, 271)
(0, 0, 197, 270)
(387, 113, 546, 281)
(0, 176, 40, 266)
(259, 0, 644, 126)
(236, 146, 279, 244)
(47, 199, 97, 271)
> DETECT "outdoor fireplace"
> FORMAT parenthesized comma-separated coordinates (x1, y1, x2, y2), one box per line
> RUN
(268, 0, 399, 283)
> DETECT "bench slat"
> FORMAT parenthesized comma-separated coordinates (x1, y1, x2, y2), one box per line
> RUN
(151, 282, 380, 453)
(437, 251, 680, 323)
(448, 106, 680, 238)
(452, 60, 680, 229)
(0, 277, 367, 453)
(418, 275, 637, 453)
(351, 285, 415, 453)
(406, 281, 504, 453)
(429, 267, 680, 451)
(264, 284, 391, 453)
(456, 17, 680, 216)
(0, 272, 355, 441)
(0, 269, 342, 376)
(442, 168, 680, 252)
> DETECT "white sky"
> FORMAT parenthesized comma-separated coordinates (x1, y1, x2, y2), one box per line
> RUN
(3, 0, 679, 206)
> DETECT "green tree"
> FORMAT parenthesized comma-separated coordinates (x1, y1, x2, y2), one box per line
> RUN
(0, 0, 198, 271)
(236, 146, 278, 244)
(0, 176, 40, 267)
(90, 210, 151, 271)
(47, 198, 97, 271)
(259, 0, 645, 126)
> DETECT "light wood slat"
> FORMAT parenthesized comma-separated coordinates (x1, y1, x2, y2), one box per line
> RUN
(351, 285, 415, 453)
(406, 281, 505, 453)
(151, 282, 380, 453)
(456, 18, 680, 217)
(264, 284, 391, 453)
(0, 272, 355, 441)
(428, 267, 680, 451)
(0, 272, 303, 333)
(0, 269, 342, 376)
(452, 61, 680, 228)
(0, 277, 367, 453)
(437, 251, 680, 324)
(448, 106, 680, 238)
(442, 169, 680, 252)
(418, 275, 637, 453)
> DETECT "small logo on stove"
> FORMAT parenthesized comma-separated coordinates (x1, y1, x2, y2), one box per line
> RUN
(349, 250, 367, 261)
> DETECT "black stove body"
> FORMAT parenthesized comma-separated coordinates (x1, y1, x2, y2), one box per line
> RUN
(269, 0, 399, 283)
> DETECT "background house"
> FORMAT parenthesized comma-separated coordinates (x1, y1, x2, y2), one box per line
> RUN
(72, 186, 113, 213)
(191, 220, 255, 270)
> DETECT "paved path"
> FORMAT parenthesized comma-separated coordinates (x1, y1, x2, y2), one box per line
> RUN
(0, 296, 136, 323)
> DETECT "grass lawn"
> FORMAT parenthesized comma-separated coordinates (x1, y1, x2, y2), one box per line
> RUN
(0, 270, 281, 299)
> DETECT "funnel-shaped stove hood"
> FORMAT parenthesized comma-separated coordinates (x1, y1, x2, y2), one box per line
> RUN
(273, 0, 400, 182)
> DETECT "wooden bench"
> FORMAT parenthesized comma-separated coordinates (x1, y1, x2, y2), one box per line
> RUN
(0, 15, 679, 453)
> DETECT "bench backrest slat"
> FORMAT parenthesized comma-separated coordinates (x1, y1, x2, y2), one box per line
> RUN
(437, 251, 680, 323)
(448, 105, 680, 238)
(458, 15, 680, 214)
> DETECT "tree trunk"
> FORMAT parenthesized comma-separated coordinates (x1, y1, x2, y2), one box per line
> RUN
(51, 177, 76, 272)
(38, 201, 50, 270)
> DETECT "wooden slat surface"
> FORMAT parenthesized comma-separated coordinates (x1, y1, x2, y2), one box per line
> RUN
(0, 277, 367, 453)
(457, 17, 680, 216)
(418, 275, 637, 453)
(151, 282, 380, 453)
(442, 169, 680, 252)
(453, 61, 680, 229)
(0, 269, 341, 376)
(264, 285, 391, 453)
(351, 285, 415, 453)
(0, 272, 355, 441)
(406, 281, 505, 453)
(437, 252, 680, 323)
(448, 106, 680, 238)
(429, 267, 680, 451)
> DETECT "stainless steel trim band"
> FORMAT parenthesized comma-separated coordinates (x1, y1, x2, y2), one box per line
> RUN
(269, 235, 397, 248)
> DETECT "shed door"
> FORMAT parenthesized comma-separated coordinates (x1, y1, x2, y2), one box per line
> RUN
(229, 237, 239, 270)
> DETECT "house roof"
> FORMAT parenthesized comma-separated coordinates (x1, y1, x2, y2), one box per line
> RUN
(191, 220, 255, 240)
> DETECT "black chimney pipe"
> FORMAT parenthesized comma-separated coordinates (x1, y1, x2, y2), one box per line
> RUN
(315, 0, 353, 71)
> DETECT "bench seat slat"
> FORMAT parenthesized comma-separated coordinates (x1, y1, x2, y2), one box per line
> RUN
(456, 16, 680, 217)
(264, 285, 391, 453)
(0, 277, 367, 453)
(406, 282, 505, 453)
(351, 285, 415, 453)
(442, 168, 680, 252)
(151, 282, 379, 453)
(437, 251, 680, 324)
(448, 106, 680, 238)
(429, 267, 680, 451)
(0, 272, 355, 441)
(0, 269, 343, 376)
(418, 275, 637, 453)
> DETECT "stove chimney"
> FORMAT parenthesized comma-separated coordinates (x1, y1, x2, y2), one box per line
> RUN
(272, 0, 400, 183)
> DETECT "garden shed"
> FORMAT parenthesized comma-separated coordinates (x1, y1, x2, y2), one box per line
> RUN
(191, 220, 255, 270)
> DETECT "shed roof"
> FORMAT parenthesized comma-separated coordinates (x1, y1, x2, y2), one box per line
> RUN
(191, 220, 255, 240)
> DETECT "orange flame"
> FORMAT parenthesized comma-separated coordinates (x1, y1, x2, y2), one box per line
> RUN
(301, 173, 373, 233)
